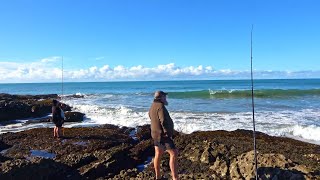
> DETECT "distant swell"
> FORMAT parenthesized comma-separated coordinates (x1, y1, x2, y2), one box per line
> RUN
(167, 89, 320, 99)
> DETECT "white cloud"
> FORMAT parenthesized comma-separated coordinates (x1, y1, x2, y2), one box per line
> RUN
(0, 62, 21, 70)
(114, 65, 125, 72)
(0, 58, 319, 83)
(0, 57, 63, 82)
(40, 56, 61, 63)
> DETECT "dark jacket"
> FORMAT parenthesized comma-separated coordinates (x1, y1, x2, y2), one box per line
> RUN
(52, 106, 63, 124)
(149, 100, 174, 141)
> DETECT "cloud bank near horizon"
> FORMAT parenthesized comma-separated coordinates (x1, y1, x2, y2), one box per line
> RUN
(0, 57, 319, 83)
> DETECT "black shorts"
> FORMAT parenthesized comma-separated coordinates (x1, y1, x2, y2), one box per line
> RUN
(53, 118, 64, 127)
(154, 137, 176, 150)
(54, 122, 63, 127)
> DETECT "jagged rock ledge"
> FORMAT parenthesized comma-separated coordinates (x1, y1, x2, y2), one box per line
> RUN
(0, 125, 319, 179)
(0, 93, 83, 123)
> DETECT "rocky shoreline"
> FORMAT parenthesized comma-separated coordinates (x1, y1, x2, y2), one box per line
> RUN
(0, 125, 319, 179)
(0, 94, 319, 179)
(0, 93, 84, 124)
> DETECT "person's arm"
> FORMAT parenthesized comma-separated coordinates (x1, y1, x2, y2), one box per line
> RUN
(60, 107, 65, 119)
(52, 106, 56, 116)
(158, 106, 168, 137)
(52, 106, 56, 122)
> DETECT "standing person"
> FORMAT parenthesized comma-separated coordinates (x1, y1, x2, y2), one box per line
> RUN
(52, 99, 64, 138)
(149, 91, 179, 180)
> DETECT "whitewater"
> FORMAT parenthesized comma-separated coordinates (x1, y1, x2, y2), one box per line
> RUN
(0, 79, 319, 145)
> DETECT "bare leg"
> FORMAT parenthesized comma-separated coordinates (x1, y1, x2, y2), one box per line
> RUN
(154, 146, 164, 179)
(167, 149, 179, 180)
(53, 127, 57, 137)
(56, 127, 60, 138)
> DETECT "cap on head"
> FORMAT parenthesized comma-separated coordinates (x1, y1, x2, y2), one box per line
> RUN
(154, 90, 168, 99)
(52, 99, 59, 106)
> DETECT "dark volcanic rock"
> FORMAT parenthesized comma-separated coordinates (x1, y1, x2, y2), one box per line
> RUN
(64, 111, 85, 122)
(136, 124, 151, 141)
(65, 94, 84, 98)
(136, 124, 181, 141)
(0, 124, 319, 179)
(0, 93, 58, 101)
(0, 140, 11, 151)
(0, 94, 59, 122)
(129, 139, 154, 162)
(0, 93, 75, 126)
(132, 129, 320, 180)
(0, 154, 11, 162)
(0, 124, 148, 179)
(0, 158, 81, 179)
(60, 103, 72, 111)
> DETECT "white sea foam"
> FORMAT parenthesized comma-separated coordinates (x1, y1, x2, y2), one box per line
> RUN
(209, 89, 238, 95)
(61, 100, 320, 144)
(1, 100, 319, 145)
(0, 122, 54, 134)
(75, 92, 84, 96)
(67, 103, 149, 127)
(292, 125, 320, 141)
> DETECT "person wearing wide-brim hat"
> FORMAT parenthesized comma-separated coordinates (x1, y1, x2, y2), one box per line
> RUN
(149, 90, 178, 180)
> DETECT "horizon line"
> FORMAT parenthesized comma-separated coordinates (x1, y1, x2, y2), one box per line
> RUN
(1, 77, 320, 85)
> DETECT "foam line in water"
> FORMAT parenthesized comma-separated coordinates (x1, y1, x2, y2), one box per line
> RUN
(165, 89, 320, 99)
(63, 101, 320, 144)
(1, 99, 319, 145)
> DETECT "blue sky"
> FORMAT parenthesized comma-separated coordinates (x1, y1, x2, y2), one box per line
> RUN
(0, 0, 319, 82)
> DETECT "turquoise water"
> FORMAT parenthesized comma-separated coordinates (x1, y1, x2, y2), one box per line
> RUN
(1, 79, 320, 144)
(1, 79, 319, 112)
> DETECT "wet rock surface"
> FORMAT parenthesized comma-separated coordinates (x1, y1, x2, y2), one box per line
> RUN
(0, 93, 75, 124)
(64, 111, 85, 122)
(0, 93, 58, 122)
(0, 124, 319, 179)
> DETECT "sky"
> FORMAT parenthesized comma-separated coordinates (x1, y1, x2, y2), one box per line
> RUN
(0, 0, 319, 83)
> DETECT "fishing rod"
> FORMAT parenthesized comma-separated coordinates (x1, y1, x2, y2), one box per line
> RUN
(250, 24, 258, 180)
(61, 56, 64, 102)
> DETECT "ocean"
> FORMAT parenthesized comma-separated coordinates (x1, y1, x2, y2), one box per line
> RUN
(0, 79, 320, 144)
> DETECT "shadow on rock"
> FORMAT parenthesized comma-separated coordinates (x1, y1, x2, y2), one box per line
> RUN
(258, 167, 306, 180)
(0, 158, 81, 180)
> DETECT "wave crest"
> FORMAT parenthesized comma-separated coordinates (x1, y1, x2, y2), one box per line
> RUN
(167, 89, 320, 99)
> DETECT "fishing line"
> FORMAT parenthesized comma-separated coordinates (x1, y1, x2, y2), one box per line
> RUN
(61, 56, 64, 102)
(250, 24, 258, 180)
